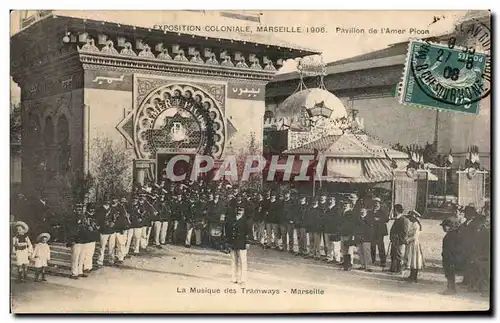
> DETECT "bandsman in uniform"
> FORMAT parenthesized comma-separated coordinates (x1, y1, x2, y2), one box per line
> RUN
(159, 193, 171, 245)
(120, 197, 134, 258)
(82, 203, 100, 274)
(169, 194, 184, 245)
(225, 205, 251, 285)
(96, 200, 117, 267)
(296, 196, 309, 256)
(110, 197, 128, 266)
(281, 191, 295, 253)
(254, 194, 266, 246)
(266, 192, 281, 249)
(308, 198, 322, 260)
(323, 196, 341, 264)
(68, 203, 87, 279)
(130, 196, 146, 255)
(339, 197, 356, 270)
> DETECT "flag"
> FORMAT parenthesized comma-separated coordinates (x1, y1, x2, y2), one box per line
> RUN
(447, 149, 453, 165)
(384, 149, 398, 169)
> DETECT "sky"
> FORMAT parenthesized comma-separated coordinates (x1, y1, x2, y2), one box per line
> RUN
(10, 10, 468, 103)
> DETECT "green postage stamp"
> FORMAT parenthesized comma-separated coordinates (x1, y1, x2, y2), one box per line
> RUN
(399, 39, 490, 115)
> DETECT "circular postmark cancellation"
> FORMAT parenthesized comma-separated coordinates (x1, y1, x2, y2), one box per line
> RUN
(409, 19, 491, 108)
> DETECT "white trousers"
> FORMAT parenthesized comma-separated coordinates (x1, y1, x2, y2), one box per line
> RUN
(140, 226, 150, 249)
(132, 227, 143, 254)
(152, 221, 162, 246)
(98, 232, 125, 265)
(83, 241, 96, 271)
(160, 221, 169, 244)
(230, 249, 248, 283)
(185, 223, 194, 246)
(323, 235, 342, 262)
(71, 243, 85, 276)
(123, 228, 134, 256)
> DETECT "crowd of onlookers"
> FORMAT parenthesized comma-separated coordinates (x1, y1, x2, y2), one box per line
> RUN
(11, 180, 490, 296)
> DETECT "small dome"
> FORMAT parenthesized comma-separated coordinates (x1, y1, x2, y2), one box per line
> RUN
(275, 88, 348, 121)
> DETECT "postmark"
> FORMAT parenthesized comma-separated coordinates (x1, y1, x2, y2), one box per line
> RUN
(399, 19, 491, 115)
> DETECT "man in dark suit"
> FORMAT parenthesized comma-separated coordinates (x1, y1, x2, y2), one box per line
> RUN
(389, 204, 410, 273)
(225, 205, 251, 285)
(368, 197, 389, 268)
(281, 191, 295, 253)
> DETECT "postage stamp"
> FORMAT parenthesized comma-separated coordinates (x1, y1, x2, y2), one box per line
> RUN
(400, 39, 488, 114)
(399, 19, 491, 115)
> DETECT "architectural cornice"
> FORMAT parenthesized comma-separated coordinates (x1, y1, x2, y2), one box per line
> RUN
(78, 51, 277, 82)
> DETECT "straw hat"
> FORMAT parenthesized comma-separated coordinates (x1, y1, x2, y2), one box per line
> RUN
(14, 221, 29, 233)
(37, 232, 51, 242)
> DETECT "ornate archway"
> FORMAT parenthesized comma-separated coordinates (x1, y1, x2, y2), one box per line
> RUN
(133, 84, 225, 160)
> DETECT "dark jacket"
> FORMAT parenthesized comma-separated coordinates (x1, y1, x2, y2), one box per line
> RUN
(97, 207, 116, 234)
(130, 204, 146, 228)
(368, 208, 389, 237)
(207, 200, 224, 222)
(323, 205, 338, 233)
(267, 200, 282, 224)
(255, 199, 267, 222)
(282, 199, 295, 224)
(308, 206, 322, 232)
(170, 200, 184, 221)
(442, 229, 465, 273)
(295, 203, 308, 227)
(339, 210, 356, 237)
(390, 215, 410, 245)
(224, 215, 251, 250)
(355, 215, 373, 243)
(159, 200, 171, 221)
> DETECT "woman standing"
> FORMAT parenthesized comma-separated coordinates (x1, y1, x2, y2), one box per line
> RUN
(403, 210, 425, 282)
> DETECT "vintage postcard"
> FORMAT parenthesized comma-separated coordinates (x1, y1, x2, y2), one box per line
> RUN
(10, 10, 491, 314)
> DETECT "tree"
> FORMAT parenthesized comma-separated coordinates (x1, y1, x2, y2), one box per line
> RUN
(90, 137, 132, 203)
(10, 103, 21, 146)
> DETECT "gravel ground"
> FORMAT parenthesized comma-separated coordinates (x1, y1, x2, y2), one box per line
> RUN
(11, 225, 489, 314)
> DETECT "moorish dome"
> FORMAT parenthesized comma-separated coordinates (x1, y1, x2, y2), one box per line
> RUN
(275, 88, 348, 130)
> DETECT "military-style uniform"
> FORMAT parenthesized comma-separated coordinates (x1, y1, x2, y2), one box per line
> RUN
(266, 197, 281, 248)
(130, 201, 146, 255)
(82, 207, 100, 273)
(159, 196, 171, 245)
(309, 203, 322, 259)
(323, 201, 341, 263)
(281, 196, 295, 252)
(225, 206, 251, 284)
(295, 199, 309, 255)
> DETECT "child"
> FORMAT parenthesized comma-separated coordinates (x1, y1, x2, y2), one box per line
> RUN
(12, 221, 33, 283)
(32, 233, 51, 282)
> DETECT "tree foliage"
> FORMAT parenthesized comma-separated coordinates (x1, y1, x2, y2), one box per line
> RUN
(90, 137, 132, 203)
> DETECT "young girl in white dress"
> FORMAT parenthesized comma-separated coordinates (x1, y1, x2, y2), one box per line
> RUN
(12, 221, 33, 282)
(32, 233, 51, 282)
(404, 210, 425, 283)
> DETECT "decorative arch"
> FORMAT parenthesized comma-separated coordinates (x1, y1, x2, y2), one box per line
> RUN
(134, 83, 225, 160)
